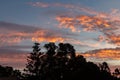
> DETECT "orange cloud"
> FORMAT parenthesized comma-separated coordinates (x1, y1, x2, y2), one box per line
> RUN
(79, 48, 120, 71)
(29, 2, 120, 46)
(31, 30, 65, 42)
(107, 35, 120, 46)
(56, 15, 111, 32)
(0, 30, 65, 45)
(56, 15, 120, 46)
(32, 36, 64, 42)
(80, 48, 120, 60)
(0, 21, 73, 46)
(56, 16, 77, 32)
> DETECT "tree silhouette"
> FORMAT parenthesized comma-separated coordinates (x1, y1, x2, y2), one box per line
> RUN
(56, 43, 75, 59)
(0, 65, 14, 77)
(24, 42, 43, 80)
(113, 68, 120, 78)
(99, 62, 110, 73)
(44, 42, 57, 56)
(23, 42, 120, 80)
(0, 65, 22, 80)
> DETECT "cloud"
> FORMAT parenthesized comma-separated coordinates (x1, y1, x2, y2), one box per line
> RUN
(27, 2, 120, 47)
(28, 2, 120, 46)
(105, 33, 120, 46)
(80, 47, 120, 60)
(0, 21, 101, 48)
(79, 47, 120, 69)
(0, 52, 27, 69)
(66, 38, 102, 48)
(28, 2, 99, 15)
(56, 15, 111, 32)
(0, 21, 70, 46)
(56, 12, 120, 46)
(0, 44, 33, 69)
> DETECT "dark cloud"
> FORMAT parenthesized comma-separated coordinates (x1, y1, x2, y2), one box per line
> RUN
(0, 45, 31, 54)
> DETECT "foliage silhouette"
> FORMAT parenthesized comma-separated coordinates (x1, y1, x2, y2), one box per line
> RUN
(0, 65, 13, 77)
(23, 42, 42, 80)
(56, 43, 75, 59)
(113, 68, 120, 78)
(23, 42, 120, 80)
(0, 65, 21, 80)
(99, 62, 110, 73)
(44, 42, 57, 56)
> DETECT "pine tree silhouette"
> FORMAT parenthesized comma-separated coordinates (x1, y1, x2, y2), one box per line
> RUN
(24, 42, 42, 80)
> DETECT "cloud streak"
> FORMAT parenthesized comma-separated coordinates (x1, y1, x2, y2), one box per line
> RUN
(81, 47, 120, 60)
(28, 2, 99, 15)
(0, 21, 102, 48)
(0, 53, 27, 69)
(0, 21, 67, 46)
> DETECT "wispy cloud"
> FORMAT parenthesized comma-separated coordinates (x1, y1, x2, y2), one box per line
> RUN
(0, 52, 27, 69)
(0, 21, 102, 48)
(56, 14, 120, 45)
(81, 47, 120, 60)
(28, 2, 120, 46)
(0, 21, 68, 46)
(28, 2, 99, 15)
(80, 48, 120, 70)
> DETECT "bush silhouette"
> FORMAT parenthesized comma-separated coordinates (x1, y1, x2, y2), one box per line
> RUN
(0, 65, 21, 80)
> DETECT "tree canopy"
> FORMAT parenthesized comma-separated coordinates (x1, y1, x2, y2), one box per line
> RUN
(22, 42, 120, 80)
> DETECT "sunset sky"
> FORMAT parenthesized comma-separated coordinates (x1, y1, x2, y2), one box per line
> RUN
(0, 0, 120, 70)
